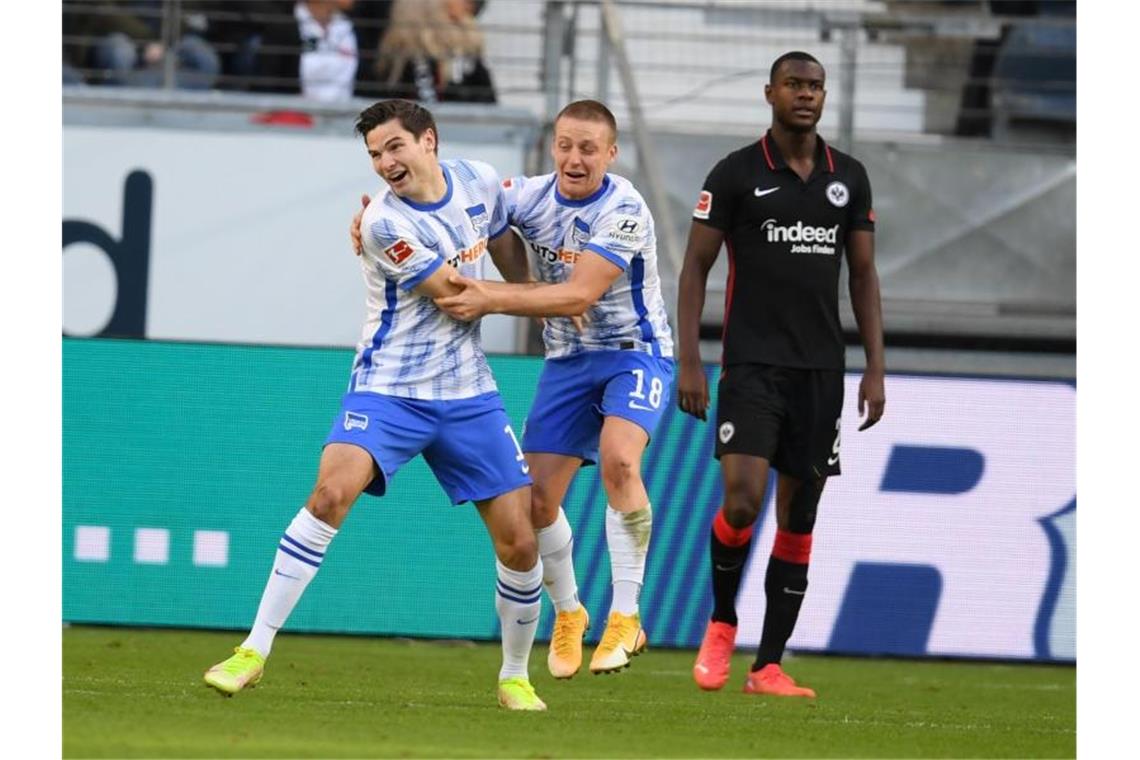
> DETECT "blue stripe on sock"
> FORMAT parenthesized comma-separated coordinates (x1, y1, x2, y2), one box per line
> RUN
(278, 543, 321, 568)
(281, 533, 325, 558)
(497, 579, 543, 597)
(497, 589, 542, 605)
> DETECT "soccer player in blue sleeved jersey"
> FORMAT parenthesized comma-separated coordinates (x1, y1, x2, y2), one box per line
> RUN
(204, 100, 546, 712)
(434, 101, 675, 678)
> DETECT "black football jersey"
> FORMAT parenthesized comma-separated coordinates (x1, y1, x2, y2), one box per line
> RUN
(693, 130, 875, 369)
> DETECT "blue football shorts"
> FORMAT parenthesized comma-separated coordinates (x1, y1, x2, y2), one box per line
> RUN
(324, 391, 531, 504)
(521, 350, 675, 464)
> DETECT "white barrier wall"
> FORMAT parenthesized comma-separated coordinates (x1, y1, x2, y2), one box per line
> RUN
(63, 124, 528, 353)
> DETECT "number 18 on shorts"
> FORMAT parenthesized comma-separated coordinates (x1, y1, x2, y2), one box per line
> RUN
(522, 351, 675, 464)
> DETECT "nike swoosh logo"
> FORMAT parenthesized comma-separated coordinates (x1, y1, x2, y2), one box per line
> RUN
(694, 664, 709, 674)
(714, 563, 741, 572)
(827, 455, 839, 465)
(628, 402, 655, 412)
(754, 186, 779, 197)
(517, 616, 540, 625)
(274, 569, 301, 580)
(783, 587, 806, 596)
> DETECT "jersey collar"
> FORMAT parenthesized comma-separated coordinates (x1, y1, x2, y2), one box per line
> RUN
(759, 129, 835, 176)
(398, 164, 454, 212)
(554, 174, 611, 207)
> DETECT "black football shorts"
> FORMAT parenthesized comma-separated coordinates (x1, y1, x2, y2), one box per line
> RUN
(714, 363, 845, 480)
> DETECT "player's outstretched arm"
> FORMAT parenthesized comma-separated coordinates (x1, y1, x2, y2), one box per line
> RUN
(436, 252, 621, 321)
(676, 221, 724, 421)
(846, 229, 886, 430)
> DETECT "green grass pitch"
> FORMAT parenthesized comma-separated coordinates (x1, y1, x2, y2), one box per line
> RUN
(63, 626, 1074, 758)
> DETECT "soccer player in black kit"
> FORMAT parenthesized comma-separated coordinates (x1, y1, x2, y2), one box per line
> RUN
(677, 51, 886, 697)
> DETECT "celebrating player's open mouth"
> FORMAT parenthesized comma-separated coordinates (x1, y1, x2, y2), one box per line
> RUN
(385, 167, 409, 187)
(557, 165, 594, 194)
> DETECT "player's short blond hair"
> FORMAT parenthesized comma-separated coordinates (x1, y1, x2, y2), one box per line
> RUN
(555, 100, 618, 144)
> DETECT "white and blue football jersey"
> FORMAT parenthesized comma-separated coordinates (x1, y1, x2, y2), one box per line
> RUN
(352, 159, 509, 400)
(503, 173, 674, 359)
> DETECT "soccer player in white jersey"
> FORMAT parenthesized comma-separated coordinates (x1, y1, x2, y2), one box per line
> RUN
(429, 100, 674, 678)
(351, 101, 672, 677)
(203, 100, 546, 711)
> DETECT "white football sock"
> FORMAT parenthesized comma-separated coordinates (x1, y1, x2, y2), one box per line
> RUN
(536, 507, 581, 613)
(495, 558, 543, 680)
(606, 504, 653, 616)
(241, 508, 337, 658)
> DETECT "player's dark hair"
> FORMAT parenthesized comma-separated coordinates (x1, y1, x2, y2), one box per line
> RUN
(769, 51, 824, 83)
(354, 99, 439, 154)
(555, 99, 618, 142)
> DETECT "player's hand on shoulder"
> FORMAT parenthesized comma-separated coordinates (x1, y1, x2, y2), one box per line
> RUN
(350, 193, 370, 256)
(677, 359, 710, 421)
(857, 367, 886, 431)
(434, 273, 491, 322)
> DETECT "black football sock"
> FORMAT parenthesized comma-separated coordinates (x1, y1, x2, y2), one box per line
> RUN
(709, 509, 753, 627)
(754, 529, 812, 670)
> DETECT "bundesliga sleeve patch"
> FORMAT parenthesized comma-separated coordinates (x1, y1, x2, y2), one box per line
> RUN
(693, 190, 713, 220)
(383, 239, 415, 266)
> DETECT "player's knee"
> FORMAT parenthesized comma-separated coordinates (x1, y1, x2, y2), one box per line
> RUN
(599, 450, 639, 494)
(306, 481, 352, 524)
(530, 482, 561, 527)
(722, 478, 764, 525)
(497, 529, 538, 570)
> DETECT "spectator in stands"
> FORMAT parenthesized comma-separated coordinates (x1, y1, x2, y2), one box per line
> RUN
(62, 1, 220, 89)
(256, 1, 360, 101)
(192, 1, 270, 91)
(374, 0, 496, 103)
(350, 0, 396, 97)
